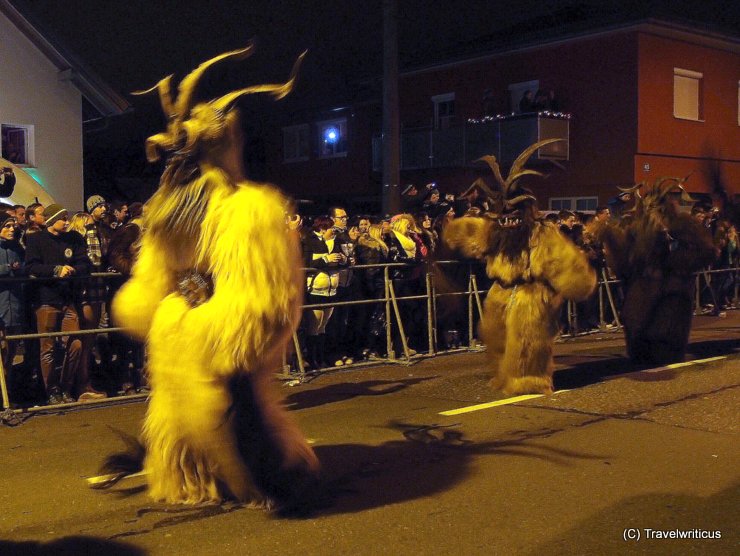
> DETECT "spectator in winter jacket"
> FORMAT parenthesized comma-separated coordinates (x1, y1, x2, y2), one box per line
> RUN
(25, 204, 106, 404)
(0, 213, 24, 374)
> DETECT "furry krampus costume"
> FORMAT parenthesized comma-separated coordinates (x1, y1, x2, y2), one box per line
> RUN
(444, 140, 596, 396)
(593, 177, 715, 364)
(103, 45, 319, 508)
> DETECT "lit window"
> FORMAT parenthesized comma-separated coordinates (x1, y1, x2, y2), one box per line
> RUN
(1, 124, 34, 166)
(283, 124, 309, 163)
(673, 68, 703, 121)
(432, 93, 455, 129)
(317, 118, 347, 158)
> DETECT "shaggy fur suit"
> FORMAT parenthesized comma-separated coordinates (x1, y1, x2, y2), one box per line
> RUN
(445, 217, 596, 396)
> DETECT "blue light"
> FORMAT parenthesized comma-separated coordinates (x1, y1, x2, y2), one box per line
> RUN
(323, 126, 339, 145)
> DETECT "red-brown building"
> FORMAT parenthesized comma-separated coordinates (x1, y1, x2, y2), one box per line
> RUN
(266, 19, 740, 213)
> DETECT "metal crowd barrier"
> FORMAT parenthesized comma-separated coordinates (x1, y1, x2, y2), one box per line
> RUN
(1, 262, 738, 414)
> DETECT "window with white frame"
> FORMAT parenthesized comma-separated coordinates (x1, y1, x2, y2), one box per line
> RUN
(549, 197, 598, 212)
(673, 68, 703, 121)
(283, 124, 309, 163)
(432, 93, 455, 129)
(317, 118, 347, 158)
(1, 124, 34, 166)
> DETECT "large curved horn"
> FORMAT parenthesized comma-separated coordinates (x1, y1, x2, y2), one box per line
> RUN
(174, 42, 256, 119)
(475, 155, 506, 189)
(209, 50, 308, 112)
(467, 177, 499, 200)
(506, 194, 536, 208)
(509, 138, 564, 177)
(617, 182, 643, 194)
(505, 168, 545, 191)
(654, 176, 683, 200)
(132, 74, 176, 120)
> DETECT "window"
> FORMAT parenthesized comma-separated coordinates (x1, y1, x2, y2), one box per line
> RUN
(317, 118, 347, 158)
(549, 198, 572, 211)
(575, 197, 598, 211)
(1, 124, 34, 166)
(432, 93, 455, 129)
(549, 197, 598, 211)
(673, 68, 703, 121)
(283, 124, 309, 163)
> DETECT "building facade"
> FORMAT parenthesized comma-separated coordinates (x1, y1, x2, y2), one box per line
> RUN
(0, 0, 128, 210)
(266, 20, 739, 213)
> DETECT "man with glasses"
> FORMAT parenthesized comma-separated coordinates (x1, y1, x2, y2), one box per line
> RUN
(25, 204, 103, 404)
(327, 206, 358, 365)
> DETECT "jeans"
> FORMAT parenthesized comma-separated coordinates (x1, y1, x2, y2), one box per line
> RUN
(36, 304, 82, 395)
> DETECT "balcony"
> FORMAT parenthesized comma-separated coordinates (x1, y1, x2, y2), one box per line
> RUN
(372, 113, 570, 172)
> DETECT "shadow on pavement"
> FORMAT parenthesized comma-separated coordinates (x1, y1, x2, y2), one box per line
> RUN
(311, 423, 608, 516)
(686, 338, 740, 359)
(284, 377, 436, 410)
(525, 481, 739, 555)
(553, 337, 740, 390)
(0, 536, 146, 556)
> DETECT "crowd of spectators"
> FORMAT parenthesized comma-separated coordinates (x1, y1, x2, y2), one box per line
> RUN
(291, 183, 739, 372)
(1, 178, 737, 406)
(1, 190, 146, 408)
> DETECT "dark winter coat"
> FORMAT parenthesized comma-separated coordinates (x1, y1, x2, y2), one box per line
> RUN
(25, 229, 90, 306)
(0, 239, 24, 329)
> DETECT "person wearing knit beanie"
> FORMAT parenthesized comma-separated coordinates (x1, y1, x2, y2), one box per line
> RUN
(42, 204, 68, 227)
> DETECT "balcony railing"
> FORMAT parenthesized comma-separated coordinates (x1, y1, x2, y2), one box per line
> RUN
(372, 113, 570, 172)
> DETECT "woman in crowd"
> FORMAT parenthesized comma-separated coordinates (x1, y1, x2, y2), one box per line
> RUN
(355, 223, 391, 358)
(0, 213, 24, 387)
(415, 212, 438, 255)
(386, 215, 425, 355)
(302, 215, 347, 369)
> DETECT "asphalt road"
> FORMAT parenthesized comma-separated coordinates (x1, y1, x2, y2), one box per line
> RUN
(1, 313, 738, 555)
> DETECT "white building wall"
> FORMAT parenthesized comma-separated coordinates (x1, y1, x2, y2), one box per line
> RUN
(0, 12, 84, 211)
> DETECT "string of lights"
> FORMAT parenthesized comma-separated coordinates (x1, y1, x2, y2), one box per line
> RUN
(466, 112, 572, 125)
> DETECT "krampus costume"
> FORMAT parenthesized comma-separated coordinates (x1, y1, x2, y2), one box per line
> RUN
(444, 140, 596, 396)
(593, 178, 715, 364)
(102, 45, 319, 508)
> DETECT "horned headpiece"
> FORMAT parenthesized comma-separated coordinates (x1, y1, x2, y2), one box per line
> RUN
(617, 175, 693, 214)
(133, 41, 306, 164)
(475, 138, 565, 210)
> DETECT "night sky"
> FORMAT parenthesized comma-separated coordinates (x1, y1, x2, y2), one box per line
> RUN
(9, 0, 740, 200)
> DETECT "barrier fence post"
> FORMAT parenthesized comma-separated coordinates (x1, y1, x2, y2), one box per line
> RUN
(694, 274, 701, 314)
(601, 268, 621, 328)
(598, 279, 606, 330)
(292, 331, 305, 378)
(384, 265, 394, 360)
(0, 350, 9, 411)
(425, 271, 436, 355)
(469, 271, 485, 348)
(467, 271, 474, 348)
(387, 277, 411, 360)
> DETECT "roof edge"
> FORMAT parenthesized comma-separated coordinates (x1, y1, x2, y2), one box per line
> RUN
(0, 0, 131, 118)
